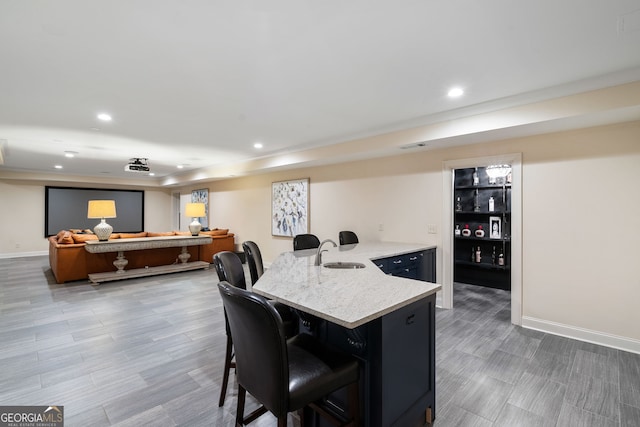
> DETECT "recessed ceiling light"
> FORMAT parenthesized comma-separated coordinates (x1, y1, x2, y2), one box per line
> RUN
(54, 165, 63, 169)
(149, 172, 155, 176)
(177, 164, 184, 169)
(64, 151, 77, 158)
(97, 113, 112, 121)
(448, 87, 464, 98)
(254, 142, 263, 149)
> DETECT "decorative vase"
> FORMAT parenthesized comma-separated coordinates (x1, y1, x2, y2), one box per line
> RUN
(93, 218, 113, 241)
(461, 224, 471, 237)
(475, 226, 485, 238)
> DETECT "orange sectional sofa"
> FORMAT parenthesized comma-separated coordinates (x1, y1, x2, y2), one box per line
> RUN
(49, 229, 235, 284)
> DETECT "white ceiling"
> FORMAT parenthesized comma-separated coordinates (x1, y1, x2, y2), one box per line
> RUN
(1, 1, 640, 184)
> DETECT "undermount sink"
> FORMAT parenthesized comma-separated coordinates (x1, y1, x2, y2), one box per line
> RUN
(323, 262, 366, 269)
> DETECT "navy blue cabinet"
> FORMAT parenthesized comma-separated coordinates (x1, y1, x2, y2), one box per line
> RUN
(312, 248, 437, 426)
(373, 248, 436, 283)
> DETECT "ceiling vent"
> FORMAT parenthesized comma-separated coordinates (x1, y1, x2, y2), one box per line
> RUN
(399, 142, 427, 150)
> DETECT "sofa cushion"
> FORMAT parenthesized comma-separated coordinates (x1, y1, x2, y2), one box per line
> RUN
(203, 228, 228, 236)
(58, 231, 74, 244)
(147, 231, 176, 237)
(119, 232, 148, 239)
(72, 233, 99, 243)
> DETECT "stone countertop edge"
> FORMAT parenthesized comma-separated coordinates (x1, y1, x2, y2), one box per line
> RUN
(252, 242, 441, 329)
(84, 235, 213, 253)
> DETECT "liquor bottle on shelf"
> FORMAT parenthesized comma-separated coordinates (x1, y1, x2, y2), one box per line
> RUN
(498, 253, 505, 266)
(473, 189, 480, 212)
(471, 247, 475, 262)
(492, 246, 496, 265)
(475, 246, 482, 263)
(455, 225, 461, 236)
(456, 197, 462, 212)
(472, 167, 479, 186)
(488, 196, 495, 212)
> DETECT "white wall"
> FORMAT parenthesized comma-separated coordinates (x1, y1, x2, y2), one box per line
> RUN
(197, 120, 640, 348)
(0, 181, 173, 255)
(0, 180, 45, 255)
(2, 120, 639, 351)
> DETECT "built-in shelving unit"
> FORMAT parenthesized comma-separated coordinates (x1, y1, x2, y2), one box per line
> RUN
(454, 166, 511, 290)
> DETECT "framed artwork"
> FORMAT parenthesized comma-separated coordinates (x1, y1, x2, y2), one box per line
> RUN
(272, 178, 309, 237)
(191, 188, 209, 228)
(489, 216, 501, 239)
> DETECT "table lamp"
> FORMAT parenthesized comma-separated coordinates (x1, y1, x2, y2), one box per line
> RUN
(185, 202, 206, 235)
(87, 200, 117, 241)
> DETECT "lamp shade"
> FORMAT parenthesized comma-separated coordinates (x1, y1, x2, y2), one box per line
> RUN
(185, 202, 206, 218)
(87, 200, 117, 219)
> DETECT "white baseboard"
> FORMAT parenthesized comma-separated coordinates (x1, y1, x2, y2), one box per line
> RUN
(522, 316, 640, 355)
(0, 251, 48, 259)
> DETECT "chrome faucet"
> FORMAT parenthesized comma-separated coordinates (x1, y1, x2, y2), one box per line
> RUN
(315, 239, 337, 266)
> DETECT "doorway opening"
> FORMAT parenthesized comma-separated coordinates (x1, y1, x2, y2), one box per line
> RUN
(441, 154, 522, 325)
(453, 166, 511, 290)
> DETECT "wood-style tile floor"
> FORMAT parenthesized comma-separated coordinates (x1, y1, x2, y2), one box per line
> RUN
(435, 282, 640, 427)
(1, 257, 639, 426)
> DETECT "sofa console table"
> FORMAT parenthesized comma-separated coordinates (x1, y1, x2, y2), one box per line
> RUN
(84, 235, 212, 284)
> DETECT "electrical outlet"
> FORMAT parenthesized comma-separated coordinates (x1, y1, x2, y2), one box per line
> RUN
(427, 224, 437, 234)
(378, 223, 384, 231)
(15, 243, 20, 249)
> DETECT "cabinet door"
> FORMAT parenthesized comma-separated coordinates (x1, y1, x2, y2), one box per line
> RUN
(380, 297, 433, 426)
(418, 248, 436, 282)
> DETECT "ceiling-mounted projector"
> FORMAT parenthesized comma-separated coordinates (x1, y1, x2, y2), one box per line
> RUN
(125, 158, 150, 172)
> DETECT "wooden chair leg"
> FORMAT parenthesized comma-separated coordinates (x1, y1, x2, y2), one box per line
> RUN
(236, 384, 246, 427)
(218, 334, 234, 407)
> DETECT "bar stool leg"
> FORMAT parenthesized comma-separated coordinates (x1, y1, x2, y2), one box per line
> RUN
(218, 334, 233, 407)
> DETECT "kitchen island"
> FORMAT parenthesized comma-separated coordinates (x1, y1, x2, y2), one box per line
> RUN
(253, 242, 441, 427)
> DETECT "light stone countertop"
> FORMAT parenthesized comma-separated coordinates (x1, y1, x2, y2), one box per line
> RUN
(252, 242, 441, 329)
(84, 235, 212, 253)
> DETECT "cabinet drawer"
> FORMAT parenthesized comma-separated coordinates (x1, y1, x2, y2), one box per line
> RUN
(371, 257, 389, 274)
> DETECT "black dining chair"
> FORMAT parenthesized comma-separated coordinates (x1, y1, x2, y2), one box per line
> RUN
(338, 231, 359, 245)
(242, 240, 264, 286)
(213, 251, 296, 407)
(217, 281, 360, 427)
(243, 239, 299, 335)
(293, 233, 320, 251)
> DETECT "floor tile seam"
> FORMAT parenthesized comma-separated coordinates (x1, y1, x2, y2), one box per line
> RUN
(437, 401, 497, 426)
(518, 369, 571, 396)
(568, 369, 621, 389)
(562, 375, 622, 422)
(561, 400, 621, 424)
(484, 364, 528, 387)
